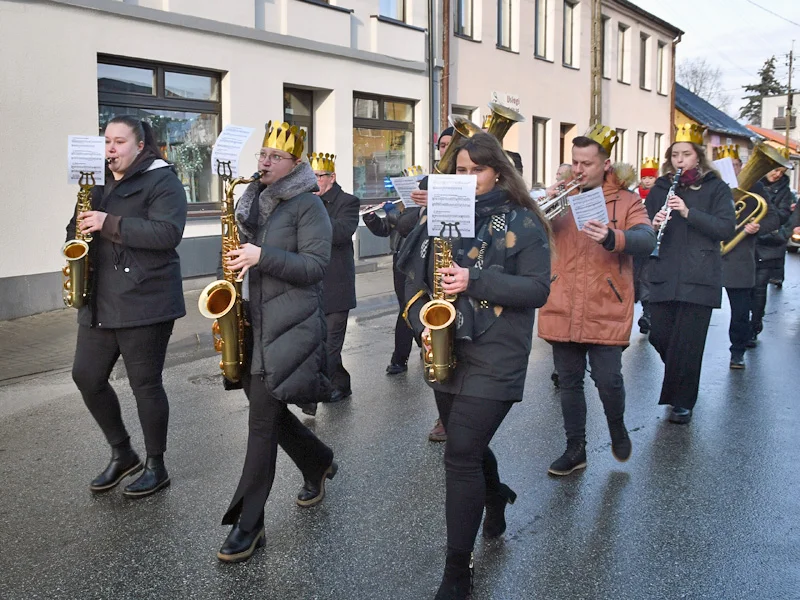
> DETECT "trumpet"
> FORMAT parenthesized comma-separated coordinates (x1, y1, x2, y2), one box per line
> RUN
(538, 175, 583, 221)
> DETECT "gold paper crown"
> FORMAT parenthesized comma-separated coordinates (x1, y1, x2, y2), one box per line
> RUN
(713, 144, 740, 161)
(308, 153, 336, 172)
(584, 123, 619, 155)
(403, 165, 425, 176)
(641, 157, 660, 171)
(262, 121, 305, 158)
(674, 123, 706, 145)
(777, 146, 791, 160)
(482, 114, 493, 129)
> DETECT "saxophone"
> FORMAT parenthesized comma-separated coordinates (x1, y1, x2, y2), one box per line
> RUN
(419, 237, 457, 383)
(198, 163, 262, 384)
(61, 172, 95, 309)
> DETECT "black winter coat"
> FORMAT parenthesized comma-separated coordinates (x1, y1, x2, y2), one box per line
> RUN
(645, 172, 736, 308)
(320, 182, 360, 314)
(722, 181, 780, 289)
(245, 189, 333, 404)
(66, 157, 187, 328)
(756, 174, 794, 261)
(362, 205, 421, 252)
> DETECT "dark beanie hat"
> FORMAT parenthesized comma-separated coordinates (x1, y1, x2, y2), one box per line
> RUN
(439, 127, 455, 138)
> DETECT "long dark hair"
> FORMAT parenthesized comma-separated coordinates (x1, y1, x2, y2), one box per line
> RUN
(449, 133, 553, 243)
(107, 115, 164, 162)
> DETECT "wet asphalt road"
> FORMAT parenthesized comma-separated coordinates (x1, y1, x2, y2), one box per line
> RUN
(1, 256, 799, 600)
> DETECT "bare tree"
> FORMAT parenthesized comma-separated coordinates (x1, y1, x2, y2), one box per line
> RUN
(677, 57, 732, 113)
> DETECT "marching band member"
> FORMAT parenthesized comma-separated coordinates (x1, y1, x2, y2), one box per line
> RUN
(68, 116, 186, 498)
(217, 122, 336, 563)
(645, 125, 736, 424)
(538, 128, 656, 476)
(398, 133, 552, 599)
(751, 158, 794, 341)
(717, 145, 778, 368)
(635, 157, 660, 334)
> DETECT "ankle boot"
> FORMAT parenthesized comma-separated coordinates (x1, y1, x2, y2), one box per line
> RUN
(608, 418, 632, 462)
(296, 459, 338, 507)
(123, 454, 170, 498)
(89, 440, 142, 493)
(434, 548, 473, 600)
(548, 439, 587, 476)
(482, 483, 517, 539)
(217, 524, 266, 563)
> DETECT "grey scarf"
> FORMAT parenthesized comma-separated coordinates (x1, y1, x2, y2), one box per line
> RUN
(235, 161, 319, 242)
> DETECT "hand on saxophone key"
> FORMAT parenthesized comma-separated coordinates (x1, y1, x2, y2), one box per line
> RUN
(77, 210, 107, 233)
(438, 266, 469, 294)
(225, 243, 261, 278)
(666, 195, 689, 219)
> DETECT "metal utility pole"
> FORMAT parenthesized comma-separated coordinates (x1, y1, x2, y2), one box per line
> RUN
(786, 44, 794, 152)
(589, 0, 602, 125)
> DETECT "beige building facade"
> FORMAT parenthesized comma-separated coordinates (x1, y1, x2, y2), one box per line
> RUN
(762, 93, 798, 143)
(446, 0, 681, 186)
(0, 0, 432, 319)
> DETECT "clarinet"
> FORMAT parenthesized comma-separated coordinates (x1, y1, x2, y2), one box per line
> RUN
(651, 168, 683, 258)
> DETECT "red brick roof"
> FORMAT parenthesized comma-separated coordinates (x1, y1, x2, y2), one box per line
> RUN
(745, 124, 800, 152)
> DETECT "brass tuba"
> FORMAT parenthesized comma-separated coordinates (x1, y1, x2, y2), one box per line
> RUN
(419, 235, 458, 383)
(483, 102, 526, 141)
(198, 162, 262, 384)
(435, 116, 483, 173)
(61, 172, 95, 308)
(721, 143, 790, 256)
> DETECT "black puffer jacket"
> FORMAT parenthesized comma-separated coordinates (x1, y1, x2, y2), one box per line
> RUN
(320, 182, 360, 315)
(239, 169, 333, 404)
(645, 171, 736, 307)
(722, 181, 780, 288)
(66, 157, 187, 328)
(756, 173, 794, 261)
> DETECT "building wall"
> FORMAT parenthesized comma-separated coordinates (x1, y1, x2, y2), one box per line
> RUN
(0, 0, 429, 319)
(762, 94, 798, 140)
(447, 0, 678, 186)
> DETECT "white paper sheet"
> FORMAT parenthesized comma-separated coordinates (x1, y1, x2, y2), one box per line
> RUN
(67, 136, 105, 185)
(426, 175, 477, 238)
(712, 157, 739, 189)
(568, 187, 609, 230)
(389, 175, 425, 203)
(211, 125, 256, 178)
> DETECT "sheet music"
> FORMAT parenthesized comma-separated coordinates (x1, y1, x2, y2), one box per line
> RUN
(211, 125, 255, 178)
(568, 187, 609, 230)
(67, 136, 105, 185)
(427, 175, 477, 238)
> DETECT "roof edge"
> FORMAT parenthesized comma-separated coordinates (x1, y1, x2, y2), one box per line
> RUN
(607, 0, 684, 37)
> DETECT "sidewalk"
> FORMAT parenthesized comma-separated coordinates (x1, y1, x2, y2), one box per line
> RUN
(0, 257, 396, 385)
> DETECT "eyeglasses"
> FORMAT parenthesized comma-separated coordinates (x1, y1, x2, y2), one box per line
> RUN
(255, 152, 290, 163)
(315, 173, 332, 180)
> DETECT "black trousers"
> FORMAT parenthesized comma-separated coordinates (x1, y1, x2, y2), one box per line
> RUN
(551, 342, 626, 441)
(633, 255, 650, 304)
(72, 321, 174, 456)
(222, 372, 333, 532)
(391, 255, 414, 365)
(325, 311, 351, 393)
(769, 253, 786, 282)
(752, 259, 781, 330)
(649, 301, 713, 410)
(725, 287, 753, 353)
(434, 391, 512, 552)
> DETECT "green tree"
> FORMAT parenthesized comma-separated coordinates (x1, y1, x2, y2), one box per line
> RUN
(740, 56, 787, 125)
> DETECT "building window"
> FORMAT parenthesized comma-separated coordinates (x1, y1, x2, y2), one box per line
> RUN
(614, 128, 626, 162)
(283, 88, 314, 155)
(498, 0, 512, 50)
(98, 56, 221, 210)
(654, 133, 663, 160)
(639, 33, 651, 90)
(657, 41, 668, 94)
(380, 0, 405, 21)
(636, 131, 646, 173)
(353, 94, 414, 203)
(617, 24, 630, 83)
(535, 0, 548, 58)
(532, 117, 549, 186)
(601, 16, 611, 78)
(562, 1, 578, 67)
(456, 0, 474, 37)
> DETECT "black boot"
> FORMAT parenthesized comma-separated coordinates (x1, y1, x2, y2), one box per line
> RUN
(123, 454, 170, 498)
(638, 301, 651, 334)
(608, 418, 632, 462)
(434, 548, 473, 600)
(482, 483, 517, 539)
(297, 402, 318, 416)
(217, 523, 266, 563)
(296, 460, 338, 507)
(548, 439, 587, 476)
(89, 440, 142, 493)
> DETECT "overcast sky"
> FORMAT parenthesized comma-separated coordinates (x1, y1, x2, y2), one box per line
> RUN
(633, 0, 799, 121)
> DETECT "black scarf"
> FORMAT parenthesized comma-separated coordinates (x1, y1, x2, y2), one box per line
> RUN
(398, 188, 515, 341)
